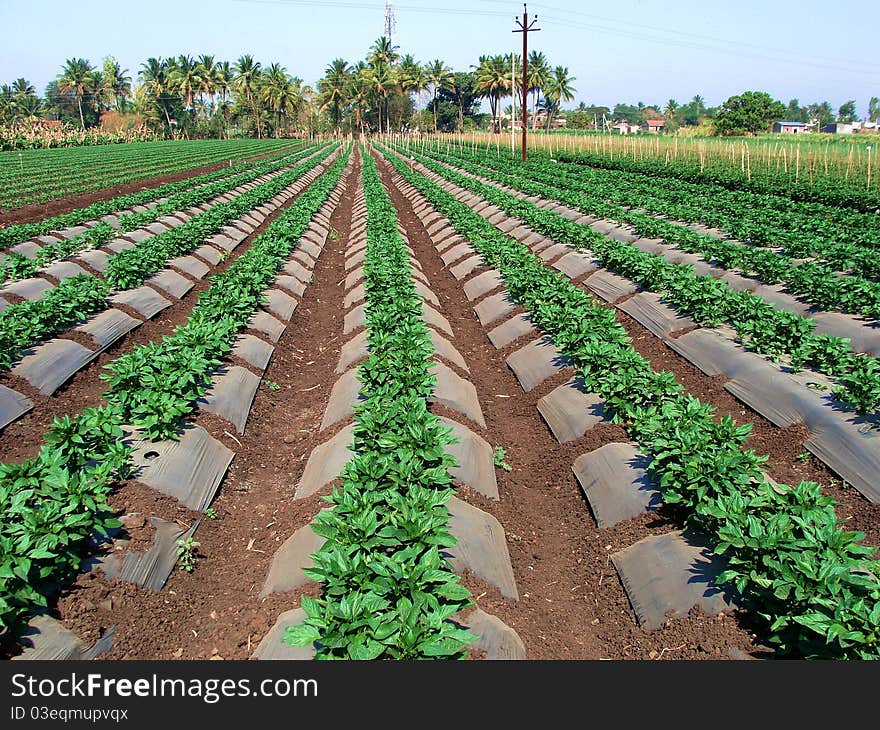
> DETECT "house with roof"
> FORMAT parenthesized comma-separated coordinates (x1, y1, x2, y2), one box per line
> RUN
(645, 118, 665, 133)
(772, 120, 809, 134)
(613, 121, 640, 135)
(821, 122, 855, 134)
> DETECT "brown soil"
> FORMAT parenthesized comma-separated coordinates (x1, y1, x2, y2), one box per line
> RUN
(0, 146, 301, 228)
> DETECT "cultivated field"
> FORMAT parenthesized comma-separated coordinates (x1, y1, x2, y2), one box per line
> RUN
(0, 136, 878, 661)
(0, 138, 305, 214)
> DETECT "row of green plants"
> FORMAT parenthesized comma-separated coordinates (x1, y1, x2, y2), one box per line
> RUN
(0, 141, 307, 248)
(0, 146, 349, 634)
(0, 138, 303, 211)
(0, 144, 338, 371)
(427, 145, 880, 314)
(379, 143, 880, 660)
(547, 145, 880, 215)
(397, 145, 880, 416)
(525, 151, 880, 281)
(283, 149, 476, 660)
(0, 143, 321, 283)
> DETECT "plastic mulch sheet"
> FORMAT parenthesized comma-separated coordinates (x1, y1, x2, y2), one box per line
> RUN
(446, 496, 518, 600)
(617, 292, 696, 339)
(572, 443, 660, 528)
(198, 366, 261, 435)
(506, 336, 572, 393)
(93, 517, 196, 591)
(231, 334, 274, 373)
(0, 384, 34, 429)
(488, 313, 536, 350)
(537, 376, 606, 444)
(428, 361, 486, 428)
(128, 425, 234, 512)
(611, 530, 736, 629)
(296, 423, 355, 499)
(12, 338, 96, 395)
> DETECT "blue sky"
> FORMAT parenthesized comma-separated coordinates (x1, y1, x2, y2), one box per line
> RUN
(1, 0, 878, 116)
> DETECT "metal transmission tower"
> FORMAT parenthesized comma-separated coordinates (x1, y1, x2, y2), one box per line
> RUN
(384, 1, 397, 41)
(512, 3, 540, 161)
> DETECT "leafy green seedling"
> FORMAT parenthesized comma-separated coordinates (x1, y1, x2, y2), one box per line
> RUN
(204, 507, 217, 520)
(176, 537, 201, 572)
(797, 451, 811, 463)
(264, 380, 281, 391)
(493, 446, 512, 472)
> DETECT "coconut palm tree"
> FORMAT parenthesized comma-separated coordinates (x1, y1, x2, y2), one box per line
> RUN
(101, 58, 132, 113)
(12, 78, 36, 97)
(474, 55, 510, 133)
(542, 66, 576, 130)
(216, 61, 232, 104)
(170, 54, 201, 113)
(319, 58, 352, 133)
(368, 36, 400, 67)
(425, 59, 453, 132)
(234, 54, 263, 137)
(139, 57, 175, 128)
(663, 98, 679, 119)
(261, 63, 292, 137)
(196, 54, 219, 115)
(58, 58, 95, 128)
(527, 51, 549, 130)
(348, 61, 371, 134)
(365, 61, 396, 133)
(397, 54, 425, 111)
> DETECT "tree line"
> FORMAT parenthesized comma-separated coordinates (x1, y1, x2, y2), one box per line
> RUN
(564, 95, 879, 135)
(1, 39, 876, 139)
(0, 54, 313, 139)
(0, 38, 576, 138)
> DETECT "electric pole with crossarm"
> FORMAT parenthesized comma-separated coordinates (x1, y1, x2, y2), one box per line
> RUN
(513, 3, 540, 161)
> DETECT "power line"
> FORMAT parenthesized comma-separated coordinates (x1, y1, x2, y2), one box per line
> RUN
(478, 0, 880, 72)
(535, 13, 880, 78)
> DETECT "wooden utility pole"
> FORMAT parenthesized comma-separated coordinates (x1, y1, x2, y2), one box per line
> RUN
(513, 3, 539, 161)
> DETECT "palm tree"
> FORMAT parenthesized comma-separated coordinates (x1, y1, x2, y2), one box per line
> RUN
(397, 54, 425, 111)
(348, 61, 371, 134)
(663, 98, 679, 119)
(234, 54, 263, 137)
(16, 93, 43, 122)
(101, 58, 132, 113)
(58, 58, 95, 128)
(368, 36, 400, 67)
(216, 61, 232, 103)
(319, 58, 351, 133)
(542, 65, 576, 130)
(196, 54, 219, 116)
(474, 55, 510, 133)
(170, 55, 201, 114)
(12, 78, 36, 97)
(527, 51, 549, 130)
(261, 62, 291, 136)
(139, 57, 175, 128)
(365, 61, 396, 134)
(425, 59, 453, 132)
